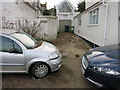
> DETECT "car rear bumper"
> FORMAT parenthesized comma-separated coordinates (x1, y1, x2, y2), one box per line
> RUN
(81, 65, 120, 88)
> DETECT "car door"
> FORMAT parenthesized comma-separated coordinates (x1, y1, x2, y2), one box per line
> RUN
(0, 36, 25, 72)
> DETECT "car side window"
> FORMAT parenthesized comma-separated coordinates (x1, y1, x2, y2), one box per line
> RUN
(2, 36, 14, 52)
(0, 36, 22, 54)
(13, 41, 23, 54)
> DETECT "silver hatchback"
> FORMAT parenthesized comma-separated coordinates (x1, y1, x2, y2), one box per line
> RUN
(0, 29, 62, 78)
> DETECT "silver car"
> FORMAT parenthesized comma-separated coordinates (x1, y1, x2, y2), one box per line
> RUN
(0, 29, 62, 78)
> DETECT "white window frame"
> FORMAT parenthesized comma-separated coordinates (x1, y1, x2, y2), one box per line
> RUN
(89, 8, 99, 25)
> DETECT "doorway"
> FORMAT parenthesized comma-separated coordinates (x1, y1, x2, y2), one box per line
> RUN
(59, 20, 71, 32)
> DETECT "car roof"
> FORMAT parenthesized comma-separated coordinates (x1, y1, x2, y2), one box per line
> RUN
(0, 29, 18, 35)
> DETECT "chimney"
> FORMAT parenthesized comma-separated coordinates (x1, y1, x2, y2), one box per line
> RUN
(45, 2, 47, 5)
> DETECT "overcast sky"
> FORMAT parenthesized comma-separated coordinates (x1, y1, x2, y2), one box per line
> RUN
(40, 0, 82, 9)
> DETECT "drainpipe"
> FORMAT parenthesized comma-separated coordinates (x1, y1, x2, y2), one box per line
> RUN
(102, 0, 109, 46)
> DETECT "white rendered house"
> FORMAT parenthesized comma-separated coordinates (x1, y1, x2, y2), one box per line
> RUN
(56, 0, 75, 32)
(74, 0, 120, 46)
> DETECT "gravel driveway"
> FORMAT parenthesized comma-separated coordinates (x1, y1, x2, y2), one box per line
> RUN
(2, 32, 94, 88)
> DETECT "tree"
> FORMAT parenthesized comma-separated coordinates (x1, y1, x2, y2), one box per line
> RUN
(20, 21, 42, 40)
(77, 1, 85, 13)
(43, 10, 50, 15)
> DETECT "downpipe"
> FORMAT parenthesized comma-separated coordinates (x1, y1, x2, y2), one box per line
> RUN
(102, 0, 109, 46)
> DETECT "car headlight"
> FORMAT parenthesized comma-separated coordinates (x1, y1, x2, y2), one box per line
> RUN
(93, 67, 120, 76)
(49, 53, 59, 60)
(56, 49, 59, 54)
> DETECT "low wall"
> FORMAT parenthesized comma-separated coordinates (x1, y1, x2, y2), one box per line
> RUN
(36, 16, 57, 41)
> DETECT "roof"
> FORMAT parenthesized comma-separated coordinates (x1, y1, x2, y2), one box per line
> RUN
(41, 4, 46, 7)
(25, 2, 38, 11)
(74, 12, 80, 17)
(74, 1, 102, 18)
(56, 0, 75, 10)
(0, 29, 18, 35)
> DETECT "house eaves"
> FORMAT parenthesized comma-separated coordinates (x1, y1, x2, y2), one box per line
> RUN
(25, 2, 37, 11)
(56, 0, 64, 9)
(37, 5, 42, 12)
(74, 1, 102, 18)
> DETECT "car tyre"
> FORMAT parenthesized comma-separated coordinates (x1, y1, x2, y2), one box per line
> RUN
(31, 63, 49, 79)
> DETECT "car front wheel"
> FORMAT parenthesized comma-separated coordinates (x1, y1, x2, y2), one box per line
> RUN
(31, 63, 49, 78)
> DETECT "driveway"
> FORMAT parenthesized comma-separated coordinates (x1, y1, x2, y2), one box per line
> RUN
(2, 32, 94, 88)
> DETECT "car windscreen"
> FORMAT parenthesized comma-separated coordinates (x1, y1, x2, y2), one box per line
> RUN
(10, 33, 37, 49)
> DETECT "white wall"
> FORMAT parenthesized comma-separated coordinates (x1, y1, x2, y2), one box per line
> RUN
(85, 0, 120, 9)
(56, 1, 75, 32)
(1, 0, 58, 41)
(47, 17, 57, 41)
(74, 4, 106, 46)
(2, 1, 41, 23)
(0, 0, 2, 29)
(105, 2, 118, 45)
(36, 16, 57, 41)
(56, 12, 74, 31)
(74, 2, 119, 46)
(57, 14, 74, 25)
(1, 0, 44, 32)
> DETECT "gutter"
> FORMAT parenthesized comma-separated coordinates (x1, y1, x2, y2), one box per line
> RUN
(102, 0, 109, 46)
(74, 1, 102, 18)
(25, 2, 38, 11)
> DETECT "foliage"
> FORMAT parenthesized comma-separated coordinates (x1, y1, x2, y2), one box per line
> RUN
(43, 8, 56, 16)
(49, 8, 56, 16)
(2, 16, 46, 41)
(20, 22, 42, 40)
(43, 10, 50, 15)
(77, 1, 85, 13)
(62, 56, 68, 59)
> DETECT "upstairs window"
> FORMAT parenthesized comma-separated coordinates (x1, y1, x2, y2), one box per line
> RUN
(89, 9, 99, 25)
(59, 2, 72, 13)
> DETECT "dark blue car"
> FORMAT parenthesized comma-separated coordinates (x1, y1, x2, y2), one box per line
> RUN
(81, 44, 120, 88)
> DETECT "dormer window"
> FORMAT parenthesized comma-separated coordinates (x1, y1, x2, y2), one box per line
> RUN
(59, 2, 72, 13)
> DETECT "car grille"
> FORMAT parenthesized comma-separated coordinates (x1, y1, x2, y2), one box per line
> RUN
(82, 56, 88, 69)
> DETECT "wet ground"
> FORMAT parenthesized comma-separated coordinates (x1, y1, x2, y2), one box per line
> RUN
(2, 32, 94, 88)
